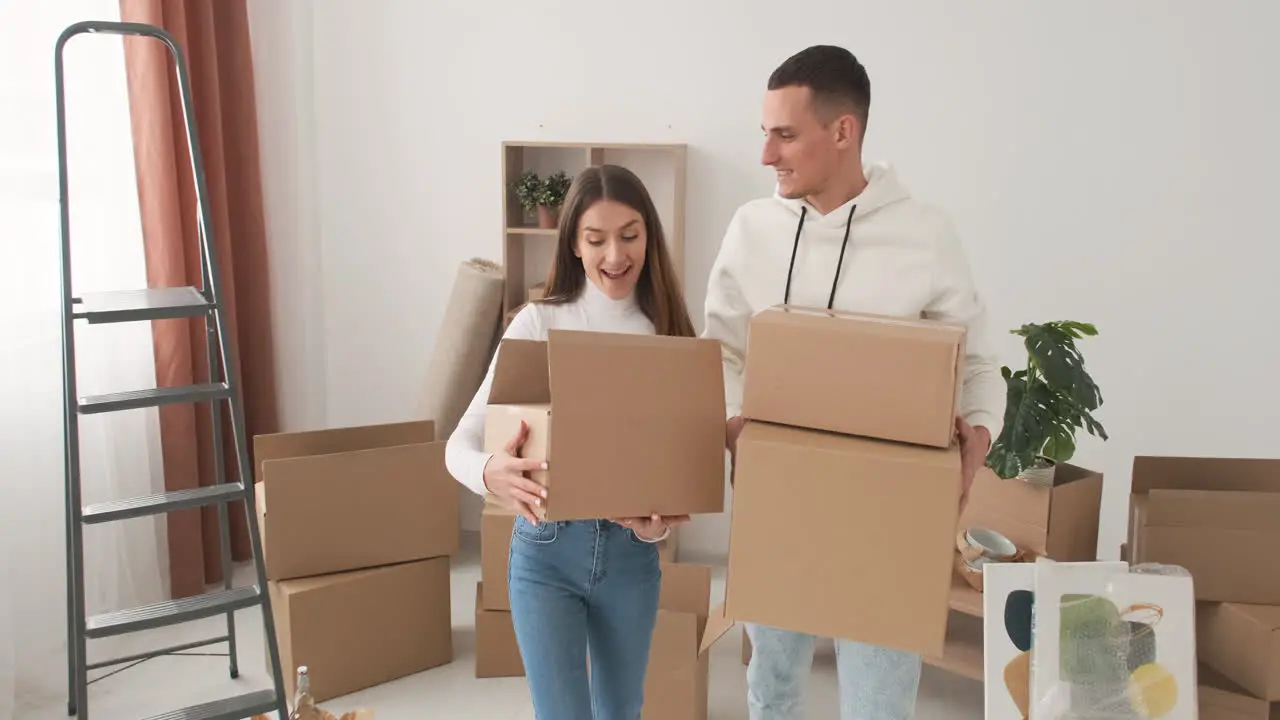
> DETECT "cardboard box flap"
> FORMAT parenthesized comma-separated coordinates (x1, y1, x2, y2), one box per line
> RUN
(1198, 663, 1272, 717)
(745, 421, 959, 469)
(1228, 602, 1280, 632)
(658, 562, 712, 616)
(487, 339, 550, 405)
(1146, 489, 1280, 530)
(544, 329, 726, 517)
(254, 420, 435, 476)
(546, 329, 725, 415)
(1132, 455, 1280, 494)
(698, 603, 738, 656)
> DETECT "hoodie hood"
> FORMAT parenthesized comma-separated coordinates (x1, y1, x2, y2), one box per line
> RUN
(773, 161, 912, 226)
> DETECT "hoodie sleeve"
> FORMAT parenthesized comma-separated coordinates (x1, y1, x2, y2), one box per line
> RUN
(925, 219, 1006, 440)
(701, 208, 751, 419)
(444, 304, 543, 496)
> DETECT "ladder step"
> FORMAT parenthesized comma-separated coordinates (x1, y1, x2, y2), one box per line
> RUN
(140, 690, 279, 720)
(82, 483, 247, 525)
(73, 286, 212, 324)
(86, 586, 262, 639)
(78, 382, 230, 414)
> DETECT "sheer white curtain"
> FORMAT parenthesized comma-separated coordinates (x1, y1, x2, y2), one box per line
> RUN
(1, 0, 167, 716)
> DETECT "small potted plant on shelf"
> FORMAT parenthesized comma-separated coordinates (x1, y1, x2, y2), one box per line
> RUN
(513, 170, 573, 229)
(985, 320, 1109, 486)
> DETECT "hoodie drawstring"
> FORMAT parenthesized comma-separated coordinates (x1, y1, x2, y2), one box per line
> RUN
(783, 203, 857, 309)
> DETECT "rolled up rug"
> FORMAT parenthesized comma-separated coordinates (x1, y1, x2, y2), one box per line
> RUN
(417, 258, 506, 439)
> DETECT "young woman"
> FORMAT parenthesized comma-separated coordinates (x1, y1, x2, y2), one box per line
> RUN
(445, 164, 696, 719)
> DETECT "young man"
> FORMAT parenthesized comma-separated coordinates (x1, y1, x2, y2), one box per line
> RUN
(703, 45, 1006, 720)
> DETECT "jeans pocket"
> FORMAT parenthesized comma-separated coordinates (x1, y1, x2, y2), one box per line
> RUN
(626, 528, 660, 547)
(512, 516, 559, 545)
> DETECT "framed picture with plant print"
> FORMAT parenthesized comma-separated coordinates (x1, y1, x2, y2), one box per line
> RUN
(1028, 558, 1198, 720)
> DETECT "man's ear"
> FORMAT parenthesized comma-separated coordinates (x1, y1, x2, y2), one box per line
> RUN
(834, 114, 859, 149)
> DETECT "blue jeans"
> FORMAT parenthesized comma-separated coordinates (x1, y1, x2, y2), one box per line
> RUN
(746, 623, 922, 720)
(507, 516, 662, 720)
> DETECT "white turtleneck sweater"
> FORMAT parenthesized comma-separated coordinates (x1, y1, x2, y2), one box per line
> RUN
(445, 280, 656, 496)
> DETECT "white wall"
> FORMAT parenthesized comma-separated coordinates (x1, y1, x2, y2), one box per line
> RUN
(248, 1, 1280, 555)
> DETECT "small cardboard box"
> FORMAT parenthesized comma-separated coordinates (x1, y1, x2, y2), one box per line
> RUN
(741, 306, 965, 448)
(643, 562, 721, 720)
(1198, 663, 1277, 720)
(253, 420, 459, 581)
(1128, 455, 1280, 603)
(1198, 602, 1280, 701)
(474, 581, 524, 678)
(959, 463, 1103, 562)
(269, 557, 453, 703)
(721, 420, 961, 658)
(481, 330, 726, 520)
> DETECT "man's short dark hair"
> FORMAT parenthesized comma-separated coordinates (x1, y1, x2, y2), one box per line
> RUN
(768, 45, 870, 133)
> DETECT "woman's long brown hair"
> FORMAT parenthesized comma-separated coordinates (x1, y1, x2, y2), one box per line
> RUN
(537, 164, 696, 338)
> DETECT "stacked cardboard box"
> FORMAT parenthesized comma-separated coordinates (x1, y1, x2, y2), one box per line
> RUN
(475, 497, 521, 678)
(717, 306, 969, 659)
(252, 420, 459, 702)
(474, 495, 680, 678)
(1126, 456, 1280, 718)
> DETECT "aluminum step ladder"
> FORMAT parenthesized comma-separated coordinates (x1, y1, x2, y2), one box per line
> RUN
(55, 20, 288, 720)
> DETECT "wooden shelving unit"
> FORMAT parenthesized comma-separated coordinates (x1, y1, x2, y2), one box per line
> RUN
(499, 141, 687, 321)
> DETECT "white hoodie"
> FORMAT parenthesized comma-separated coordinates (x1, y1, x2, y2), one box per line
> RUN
(702, 162, 1005, 437)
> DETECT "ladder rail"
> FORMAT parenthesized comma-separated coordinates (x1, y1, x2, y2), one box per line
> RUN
(54, 19, 288, 719)
(54, 23, 89, 718)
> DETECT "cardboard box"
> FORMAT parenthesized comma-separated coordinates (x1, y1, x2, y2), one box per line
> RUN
(269, 557, 453, 702)
(643, 562, 719, 720)
(253, 420, 459, 581)
(1199, 663, 1278, 720)
(1128, 455, 1280, 603)
(1199, 602, 1280, 701)
(721, 420, 961, 658)
(481, 331, 726, 520)
(527, 282, 547, 302)
(481, 498, 516, 611)
(474, 581, 524, 678)
(741, 306, 965, 448)
(959, 464, 1103, 562)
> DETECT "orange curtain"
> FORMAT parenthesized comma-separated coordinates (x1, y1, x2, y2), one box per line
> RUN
(119, 0, 278, 599)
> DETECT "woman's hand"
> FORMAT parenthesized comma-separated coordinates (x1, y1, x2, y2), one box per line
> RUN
(612, 514, 691, 542)
(483, 421, 548, 524)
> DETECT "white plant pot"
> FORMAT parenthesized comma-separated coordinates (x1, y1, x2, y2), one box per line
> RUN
(1018, 458, 1057, 487)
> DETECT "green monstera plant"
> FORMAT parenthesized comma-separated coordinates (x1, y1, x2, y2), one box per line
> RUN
(986, 320, 1108, 483)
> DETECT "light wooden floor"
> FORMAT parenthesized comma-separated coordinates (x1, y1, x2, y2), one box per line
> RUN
(23, 533, 984, 719)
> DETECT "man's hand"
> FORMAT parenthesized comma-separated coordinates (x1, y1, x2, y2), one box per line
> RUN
(956, 416, 991, 515)
(726, 415, 746, 486)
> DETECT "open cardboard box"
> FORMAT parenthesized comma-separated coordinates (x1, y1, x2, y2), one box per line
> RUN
(714, 419, 961, 659)
(1198, 663, 1279, 720)
(959, 463, 1103, 563)
(481, 330, 726, 521)
(1198, 602, 1280, 702)
(643, 562, 725, 720)
(253, 420, 459, 581)
(1128, 455, 1280, 603)
(741, 305, 965, 448)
